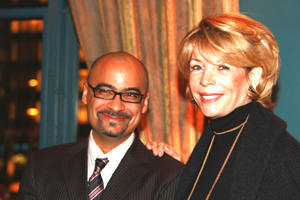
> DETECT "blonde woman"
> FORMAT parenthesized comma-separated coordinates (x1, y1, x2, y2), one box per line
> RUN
(149, 13, 300, 199)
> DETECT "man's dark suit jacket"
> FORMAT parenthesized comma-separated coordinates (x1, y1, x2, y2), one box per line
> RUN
(17, 136, 184, 200)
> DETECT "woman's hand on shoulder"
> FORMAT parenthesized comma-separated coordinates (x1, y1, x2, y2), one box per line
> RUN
(146, 141, 182, 162)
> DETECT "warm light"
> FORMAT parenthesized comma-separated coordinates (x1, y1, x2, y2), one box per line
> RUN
(12, 153, 28, 165)
(78, 101, 89, 124)
(79, 48, 86, 62)
(29, 20, 43, 33)
(10, 182, 20, 193)
(28, 79, 38, 87)
(79, 68, 89, 77)
(7, 159, 14, 177)
(35, 101, 41, 122)
(27, 108, 38, 116)
(36, 70, 42, 92)
(20, 20, 29, 32)
(10, 20, 20, 33)
(78, 69, 89, 92)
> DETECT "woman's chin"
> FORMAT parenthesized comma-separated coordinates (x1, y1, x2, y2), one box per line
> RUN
(198, 106, 222, 119)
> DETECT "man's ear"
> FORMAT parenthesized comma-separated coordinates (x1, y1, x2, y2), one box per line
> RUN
(142, 92, 150, 114)
(82, 81, 88, 105)
(249, 66, 263, 89)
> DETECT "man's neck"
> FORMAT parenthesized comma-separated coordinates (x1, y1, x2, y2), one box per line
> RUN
(92, 131, 132, 154)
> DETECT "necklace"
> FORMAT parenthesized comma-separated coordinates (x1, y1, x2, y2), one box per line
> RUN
(187, 114, 250, 200)
(213, 119, 248, 135)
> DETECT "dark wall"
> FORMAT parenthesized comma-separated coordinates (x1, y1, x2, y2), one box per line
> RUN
(240, 0, 300, 141)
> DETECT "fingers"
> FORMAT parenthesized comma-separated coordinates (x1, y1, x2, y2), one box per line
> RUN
(157, 142, 167, 157)
(147, 141, 182, 162)
(163, 145, 182, 162)
(147, 141, 167, 157)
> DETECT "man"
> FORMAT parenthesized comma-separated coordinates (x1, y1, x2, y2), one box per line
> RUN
(17, 52, 184, 200)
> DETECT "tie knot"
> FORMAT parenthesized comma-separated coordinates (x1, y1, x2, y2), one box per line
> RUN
(95, 158, 108, 171)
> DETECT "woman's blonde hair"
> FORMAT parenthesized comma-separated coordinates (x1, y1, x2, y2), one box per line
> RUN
(178, 13, 280, 109)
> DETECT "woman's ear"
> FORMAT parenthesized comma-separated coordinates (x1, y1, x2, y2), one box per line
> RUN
(249, 66, 263, 89)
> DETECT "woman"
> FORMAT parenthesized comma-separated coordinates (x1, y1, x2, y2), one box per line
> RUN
(148, 13, 300, 199)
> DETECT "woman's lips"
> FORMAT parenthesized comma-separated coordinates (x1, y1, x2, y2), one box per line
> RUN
(200, 93, 222, 103)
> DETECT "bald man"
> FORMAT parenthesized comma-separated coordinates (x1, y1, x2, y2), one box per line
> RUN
(17, 52, 184, 200)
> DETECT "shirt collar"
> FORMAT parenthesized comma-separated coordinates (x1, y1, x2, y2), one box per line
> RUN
(88, 130, 135, 169)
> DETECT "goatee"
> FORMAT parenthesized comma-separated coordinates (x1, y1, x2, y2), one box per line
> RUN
(97, 109, 132, 138)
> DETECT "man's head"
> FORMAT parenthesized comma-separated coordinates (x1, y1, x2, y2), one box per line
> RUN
(82, 52, 149, 152)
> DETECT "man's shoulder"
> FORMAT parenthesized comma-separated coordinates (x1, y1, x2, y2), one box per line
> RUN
(31, 139, 88, 160)
(131, 139, 185, 172)
(151, 153, 185, 175)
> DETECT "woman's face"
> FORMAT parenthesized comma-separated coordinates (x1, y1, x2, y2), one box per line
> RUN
(189, 48, 251, 119)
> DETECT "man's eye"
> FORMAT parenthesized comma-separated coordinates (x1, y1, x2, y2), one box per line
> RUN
(98, 88, 113, 95)
(99, 88, 108, 93)
(123, 93, 139, 99)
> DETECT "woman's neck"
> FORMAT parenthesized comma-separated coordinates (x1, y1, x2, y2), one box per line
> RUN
(209, 102, 254, 133)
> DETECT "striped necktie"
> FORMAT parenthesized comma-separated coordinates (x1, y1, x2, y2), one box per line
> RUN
(88, 158, 108, 200)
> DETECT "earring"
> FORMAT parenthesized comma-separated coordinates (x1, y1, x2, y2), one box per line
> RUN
(248, 85, 256, 93)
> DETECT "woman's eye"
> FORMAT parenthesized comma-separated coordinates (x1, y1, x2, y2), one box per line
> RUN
(191, 65, 202, 71)
(219, 65, 229, 70)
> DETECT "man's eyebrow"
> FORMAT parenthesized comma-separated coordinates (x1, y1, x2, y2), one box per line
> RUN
(126, 87, 141, 94)
(95, 83, 141, 94)
(95, 83, 113, 89)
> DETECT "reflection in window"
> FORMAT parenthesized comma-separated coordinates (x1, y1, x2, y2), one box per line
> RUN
(0, 19, 42, 199)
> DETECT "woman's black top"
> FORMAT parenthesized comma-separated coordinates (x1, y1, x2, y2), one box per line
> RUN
(190, 102, 253, 200)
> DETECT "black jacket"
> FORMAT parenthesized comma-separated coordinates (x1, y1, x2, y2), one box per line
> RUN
(175, 102, 300, 200)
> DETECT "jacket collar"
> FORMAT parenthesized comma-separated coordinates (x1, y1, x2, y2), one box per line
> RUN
(231, 102, 287, 199)
(62, 138, 89, 200)
(100, 136, 149, 199)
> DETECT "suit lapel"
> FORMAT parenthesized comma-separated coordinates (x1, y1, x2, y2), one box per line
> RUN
(231, 103, 287, 199)
(100, 137, 149, 200)
(62, 139, 89, 200)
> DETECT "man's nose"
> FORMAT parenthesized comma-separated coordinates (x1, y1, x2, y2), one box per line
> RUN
(107, 94, 125, 112)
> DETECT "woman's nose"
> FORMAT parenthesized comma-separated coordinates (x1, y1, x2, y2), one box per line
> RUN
(200, 69, 216, 86)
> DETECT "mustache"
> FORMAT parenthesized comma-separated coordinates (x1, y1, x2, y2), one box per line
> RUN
(97, 110, 132, 119)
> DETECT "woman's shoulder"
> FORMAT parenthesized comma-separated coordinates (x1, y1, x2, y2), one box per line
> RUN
(274, 130, 300, 159)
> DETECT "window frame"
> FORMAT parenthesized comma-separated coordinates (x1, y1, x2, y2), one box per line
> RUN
(0, 0, 79, 149)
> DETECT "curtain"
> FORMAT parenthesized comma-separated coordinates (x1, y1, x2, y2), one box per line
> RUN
(68, 0, 239, 163)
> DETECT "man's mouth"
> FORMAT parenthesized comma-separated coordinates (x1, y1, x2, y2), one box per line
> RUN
(97, 110, 132, 123)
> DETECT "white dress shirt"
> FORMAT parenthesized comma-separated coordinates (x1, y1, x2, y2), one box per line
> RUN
(87, 130, 135, 188)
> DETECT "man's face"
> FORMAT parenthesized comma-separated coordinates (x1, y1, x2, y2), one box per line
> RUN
(82, 58, 149, 145)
